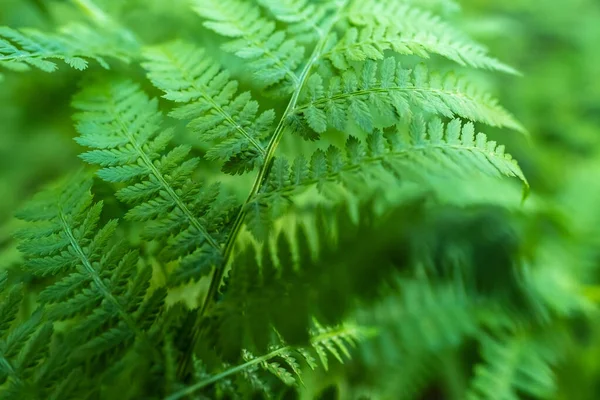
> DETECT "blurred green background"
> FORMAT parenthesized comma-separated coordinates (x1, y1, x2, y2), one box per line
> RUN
(1, 0, 600, 397)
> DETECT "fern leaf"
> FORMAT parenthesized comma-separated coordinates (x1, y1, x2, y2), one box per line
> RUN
(142, 41, 275, 174)
(0, 317, 53, 398)
(166, 323, 364, 400)
(212, 198, 426, 358)
(250, 117, 526, 236)
(309, 320, 360, 371)
(341, 1, 516, 74)
(15, 175, 163, 376)
(0, 281, 54, 396)
(73, 81, 233, 284)
(467, 333, 559, 400)
(0, 285, 22, 336)
(361, 278, 479, 359)
(0, 24, 133, 74)
(257, 0, 332, 43)
(190, 0, 304, 93)
(294, 58, 523, 134)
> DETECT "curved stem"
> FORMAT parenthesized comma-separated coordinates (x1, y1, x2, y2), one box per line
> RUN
(176, 0, 349, 378)
(167, 326, 358, 400)
(207, 0, 349, 312)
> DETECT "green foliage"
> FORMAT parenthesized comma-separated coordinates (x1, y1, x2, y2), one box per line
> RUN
(0, 24, 134, 74)
(295, 58, 523, 135)
(142, 41, 275, 174)
(343, 1, 516, 73)
(190, 0, 310, 94)
(72, 81, 236, 285)
(168, 322, 363, 400)
(1, 0, 598, 399)
(11, 175, 170, 399)
(467, 332, 559, 400)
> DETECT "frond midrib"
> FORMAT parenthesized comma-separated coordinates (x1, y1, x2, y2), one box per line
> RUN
(182, 0, 351, 378)
(109, 97, 222, 252)
(159, 48, 267, 157)
(0, 53, 69, 62)
(166, 325, 360, 400)
(294, 85, 520, 129)
(57, 211, 146, 341)
(261, 142, 524, 197)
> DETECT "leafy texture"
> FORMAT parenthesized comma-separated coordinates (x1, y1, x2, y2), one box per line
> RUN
(168, 322, 363, 400)
(191, 0, 304, 93)
(247, 117, 526, 239)
(340, 1, 516, 74)
(14, 175, 167, 399)
(0, 24, 133, 74)
(0, 273, 54, 398)
(2, 0, 574, 399)
(72, 81, 235, 285)
(209, 198, 424, 358)
(257, 0, 332, 43)
(294, 58, 523, 135)
(467, 333, 559, 400)
(0, 307, 53, 399)
(142, 41, 274, 174)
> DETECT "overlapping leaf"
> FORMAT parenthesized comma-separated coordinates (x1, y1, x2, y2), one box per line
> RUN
(72, 81, 234, 284)
(294, 58, 523, 135)
(191, 0, 305, 94)
(143, 41, 275, 174)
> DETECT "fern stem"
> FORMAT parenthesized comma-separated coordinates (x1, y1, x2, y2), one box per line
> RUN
(169, 347, 289, 400)
(207, 0, 349, 310)
(176, 0, 350, 379)
(166, 326, 357, 400)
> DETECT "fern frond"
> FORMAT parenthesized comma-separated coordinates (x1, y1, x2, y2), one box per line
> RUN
(0, 281, 22, 338)
(190, 0, 305, 93)
(467, 332, 559, 400)
(0, 274, 55, 398)
(257, 0, 332, 43)
(16, 175, 156, 331)
(355, 278, 480, 398)
(166, 323, 364, 400)
(365, 278, 478, 356)
(73, 81, 235, 284)
(249, 117, 526, 236)
(0, 24, 133, 74)
(339, 1, 515, 74)
(0, 309, 54, 399)
(15, 175, 170, 397)
(294, 58, 523, 135)
(211, 197, 426, 358)
(142, 41, 275, 174)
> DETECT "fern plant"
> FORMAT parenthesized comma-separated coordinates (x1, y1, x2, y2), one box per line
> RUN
(3, 0, 585, 399)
